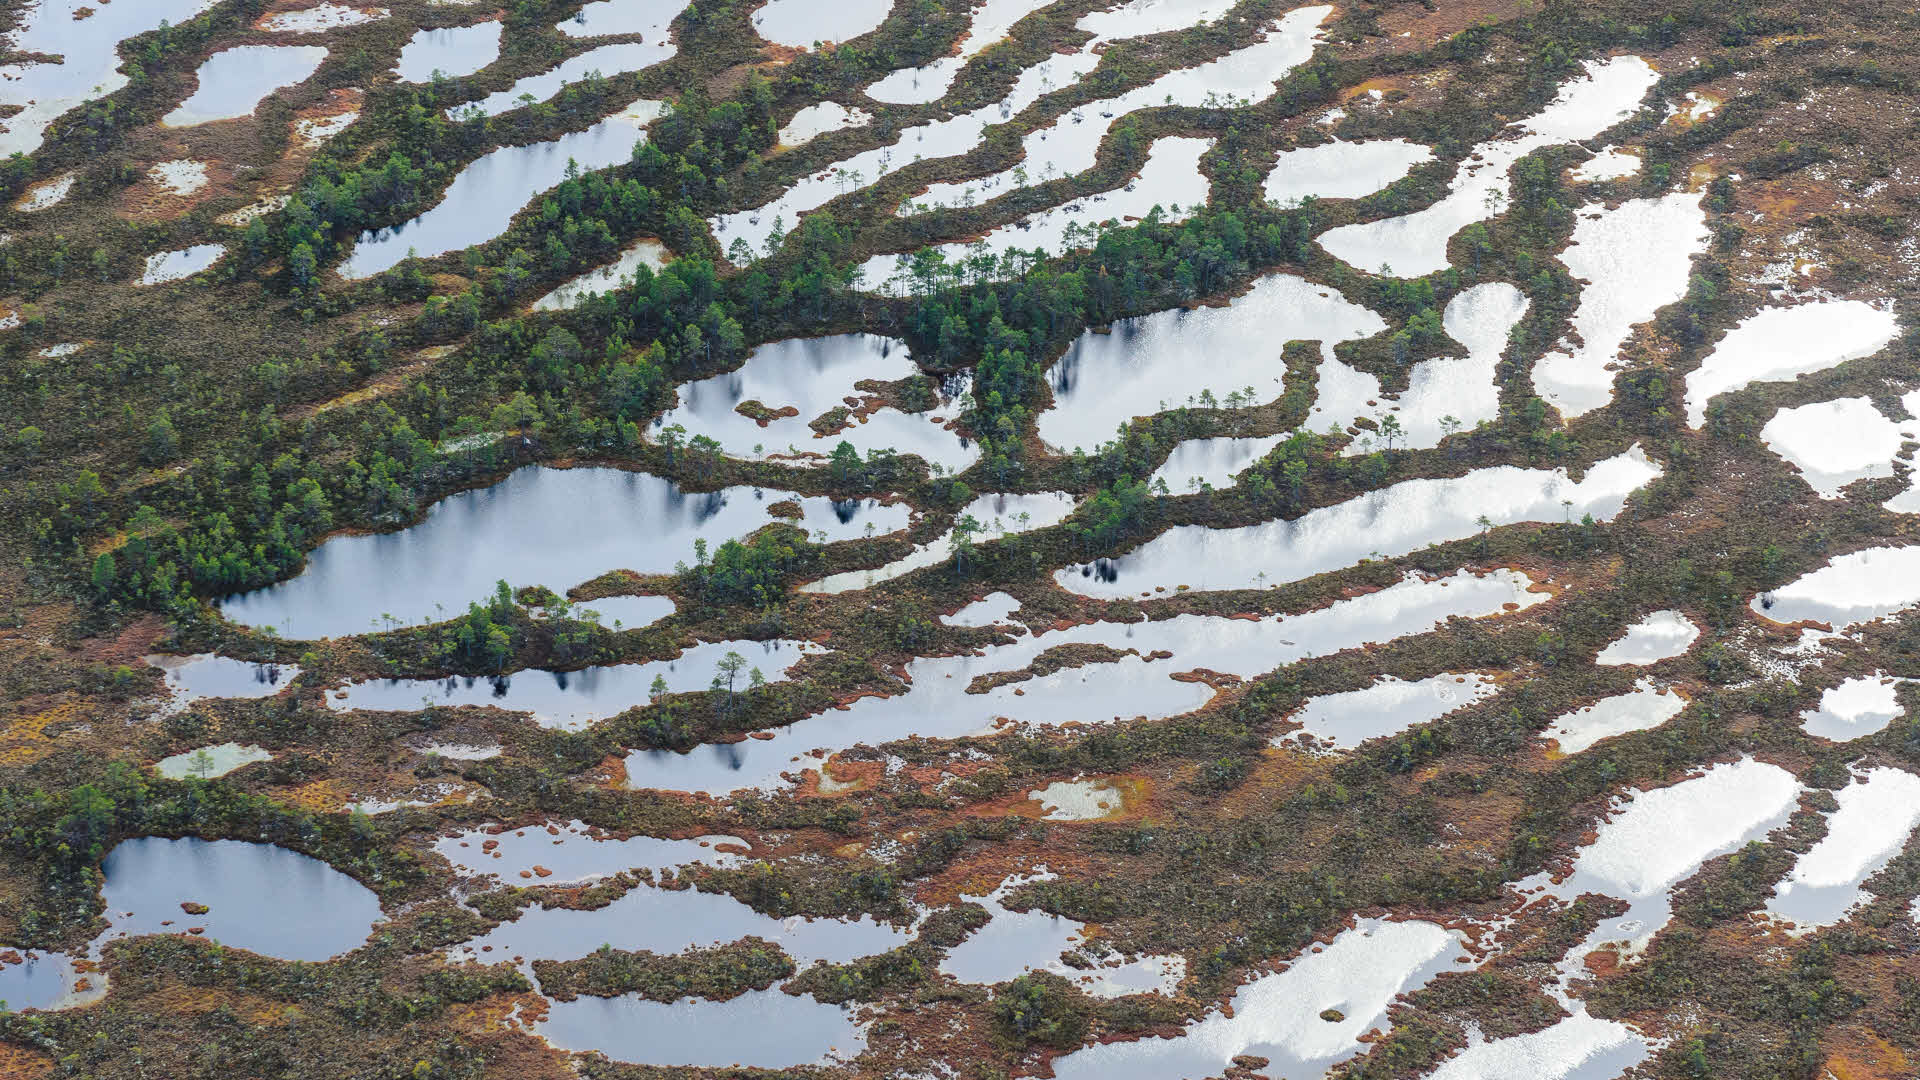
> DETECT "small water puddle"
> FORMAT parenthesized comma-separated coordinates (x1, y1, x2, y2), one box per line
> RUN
(1751, 545, 1920, 630)
(1319, 57, 1658, 278)
(1263, 138, 1433, 206)
(220, 465, 908, 638)
(344, 98, 666, 277)
(331, 640, 823, 730)
(161, 45, 330, 127)
(778, 101, 871, 148)
(1533, 191, 1708, 418)
(1050, 918, 1466, 1080)
(755, 0, 892, 47)
(866, 0, 1052, 104)
(154, 742, 273, 779)
(1683, 300, 1900, 428)
(1596, 610, 1698, 666)
(455, 42, 672, 118)
(867, 135, 1214, 290)
(531, 236, 670, 310)
(1540, 679, 1686, 754)
(538, 989, 866, 1068)
(395, 20, 501, 81)
(1767, 767, 1920, 931)
(942, 872, 1183, 996)
(800, 492, 1077, 593)
(139, 244, 225, 285)
(651, 333, 977, 471)
(1059, 446, 1658, 597)
(1040, 273, 1386, 452)
(0, 0, 216, 156)
(1759, 395, 1903, 498)
(1281, 673, 1498, 751)
(559, 0, 682, 39)
(626, 568, 1545, 794)
(1799, 673, 1906, 740)
(452, 882, 910, 968)
(437, 820, 746, 884)
(259, 4, 389, 32)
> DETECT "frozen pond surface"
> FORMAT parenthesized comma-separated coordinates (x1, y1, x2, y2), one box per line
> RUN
(0, 0, 217, 156)
(1767, 767, 1920, 931)
(1533, 192, 1707, 418)
(1683, 300, 1901, 427)
(942, 873, 1184, 996)
(1751, 545, 1920, 630)
(559, 0, 682, 39)
(651, 333, 977, 470)
(531, 236, 670, 310)
(1540, 679, 1686, 754)
(148, 653, 300, 708)
(1040, 274, 1386, 452)
(802, 492, 1078, 593)
(259, 4, 388, 32)
(1282, 673, 1498, 751)
(161, 45, 329, 126)
(457, 42, 671, 118)
(436, 821, 745, 884)
(864, 135, 1214, 289)
(1333, 281, 1529, 457)
(1319, 56, 1658, 278)
(864, 0, 1054, 104)
(626, 569, 1546, 794)
(98, 838, 384, 960)
(1263, 138, 1434, 206)
(394, 20, 501, 81)
(452, 882, 910, 967)
(539, 989, 866, 1069)
(755, 0, 891, 47)
(331, 640, 822, 730)
(1422, 1012, 1649, 1080)
(778, 101, 872, 147)
(1149, 434, 1288, 492)
(1077, 0, 1244, 43)
(1800, 674, 1906, 740)
(139, 244, 226, 285)
(221, 465, 908, 639)
(1596, 610, 1699, 666)
(154, 742, 273, 779)
(902, 7, 1329, 215)
(1050, 919, 1466, 1080)
(344, 98, 666, 277)
(1760, 396, 1903, 498)
(1059, 446, 1658, 597)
